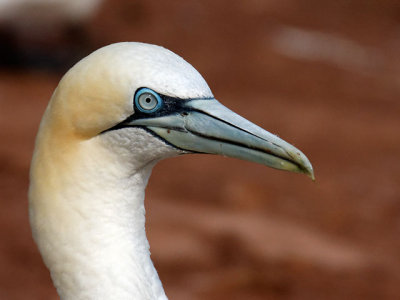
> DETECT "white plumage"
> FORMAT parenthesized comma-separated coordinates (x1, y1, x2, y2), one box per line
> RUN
(29, 42, 313, 299)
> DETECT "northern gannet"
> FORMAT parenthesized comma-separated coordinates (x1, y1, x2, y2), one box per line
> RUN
(29, 42, 314, 300)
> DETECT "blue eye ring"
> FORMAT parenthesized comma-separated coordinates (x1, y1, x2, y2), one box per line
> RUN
(134, 88, 163, 113)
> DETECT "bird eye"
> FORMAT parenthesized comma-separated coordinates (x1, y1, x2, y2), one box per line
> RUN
(134, 88, 162, 113)
(138, 93, 158, 110)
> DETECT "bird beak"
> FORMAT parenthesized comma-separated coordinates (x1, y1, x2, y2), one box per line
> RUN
(125, 99, 314, 180)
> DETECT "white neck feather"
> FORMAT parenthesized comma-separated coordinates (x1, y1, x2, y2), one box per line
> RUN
(30, 129, 178, 300)
(53, 169, 165, 300)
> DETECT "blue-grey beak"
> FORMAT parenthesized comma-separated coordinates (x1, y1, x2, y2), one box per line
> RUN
(126, 99, 314, 180)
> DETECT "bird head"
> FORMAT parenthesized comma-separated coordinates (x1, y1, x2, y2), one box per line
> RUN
(42, 42, 314, 178)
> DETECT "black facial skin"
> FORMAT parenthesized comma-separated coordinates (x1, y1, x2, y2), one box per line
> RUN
(100, 88, 307, 173)
(102, 88, 213, 133)
(100, 88, 213, 152)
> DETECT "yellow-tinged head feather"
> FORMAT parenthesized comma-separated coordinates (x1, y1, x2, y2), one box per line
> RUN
(30, 42, 213, 216)
(42, 42, 212, 139)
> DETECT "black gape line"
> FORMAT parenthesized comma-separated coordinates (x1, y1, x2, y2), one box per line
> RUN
(101, 87, 299, 166)
(100, 88, 306, 172)
(102, 88, 213, 134)
(136, 127, 198, 153)
(100, 88, 213, 152)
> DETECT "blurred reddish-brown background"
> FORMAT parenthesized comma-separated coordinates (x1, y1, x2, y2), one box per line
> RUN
(1, 0, 400, 299)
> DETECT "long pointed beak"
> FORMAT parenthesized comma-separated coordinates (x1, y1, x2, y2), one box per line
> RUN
(127, 99, 314, 180)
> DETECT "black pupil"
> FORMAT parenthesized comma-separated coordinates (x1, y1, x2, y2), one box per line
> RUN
(145, 97, 151, 103)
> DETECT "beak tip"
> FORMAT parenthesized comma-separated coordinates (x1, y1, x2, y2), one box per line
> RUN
(303, 161, 315, 181)
(308, 171, 316, 181)
(304, 162, 315, 181)
(287, 148, 314, 181)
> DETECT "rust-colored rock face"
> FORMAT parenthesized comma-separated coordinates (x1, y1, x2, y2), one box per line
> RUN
(1, 1, 400, 299)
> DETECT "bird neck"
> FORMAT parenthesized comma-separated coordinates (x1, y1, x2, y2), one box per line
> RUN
(29, 132, 168, 300)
